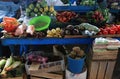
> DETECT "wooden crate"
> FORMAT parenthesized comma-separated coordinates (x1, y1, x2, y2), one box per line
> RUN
(1, 73, 27, 79)
(88, 48, 118, 79)
(29, 72, 63, 79)
(25, 60, 64, 79)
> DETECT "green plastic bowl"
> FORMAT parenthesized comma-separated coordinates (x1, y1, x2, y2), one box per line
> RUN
(29, 16, 51, 31)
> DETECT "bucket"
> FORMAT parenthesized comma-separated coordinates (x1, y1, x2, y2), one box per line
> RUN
(67, 56, 85, 74)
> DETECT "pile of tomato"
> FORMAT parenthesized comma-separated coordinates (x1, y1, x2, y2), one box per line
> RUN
(98, 24, 120, 35)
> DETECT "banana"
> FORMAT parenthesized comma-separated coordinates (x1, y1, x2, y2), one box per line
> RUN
(49, 6, 55, 12)
(44, 6, 49, 12)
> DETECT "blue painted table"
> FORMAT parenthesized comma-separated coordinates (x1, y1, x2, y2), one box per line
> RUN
(1, 35, 120, 55)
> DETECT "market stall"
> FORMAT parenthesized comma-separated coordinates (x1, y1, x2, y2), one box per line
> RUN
(0, 0, 120, 79)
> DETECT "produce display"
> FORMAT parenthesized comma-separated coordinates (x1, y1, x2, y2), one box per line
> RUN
(69, 46, 85, 59)
(27, 53, 48, 64)
(63, 25, 82, 35)
(87, 8, 110, 26)
(107, 0, 120, 10)
(1, 17, 20, 32)
(1, 23, 35, 38)
(93, 37, 120, 52)
(46, 27, 63, 37)
(0, 56, 23, 78)
(56, 11, 77, 23)
(61, 0, 96, 6)
(76, 0, 96, 6)
(0, 0, 119, 39)
(62, 23, 99, 35)
(0, 1, 120, 78)
(88, 10, 104, 22)
(79, 23, 100, 35)
(26, 0, 56, 17)
(98, 24, 120, 35)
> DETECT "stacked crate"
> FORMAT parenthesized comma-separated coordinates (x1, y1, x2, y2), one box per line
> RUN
(88, 38, 120, 79)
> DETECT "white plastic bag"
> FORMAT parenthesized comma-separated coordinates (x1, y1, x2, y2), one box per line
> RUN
(45, 0, 64, 6)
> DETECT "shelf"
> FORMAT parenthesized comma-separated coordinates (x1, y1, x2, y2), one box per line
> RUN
(109, 9, 120, 14)
(54, 6, 96, 12)
(1, 35, 120, 46)
(2, 35, 120, 55)
(1, 37, 94, 45)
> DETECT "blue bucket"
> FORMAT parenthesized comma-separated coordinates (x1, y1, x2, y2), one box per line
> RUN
(67, 56, 85, 74)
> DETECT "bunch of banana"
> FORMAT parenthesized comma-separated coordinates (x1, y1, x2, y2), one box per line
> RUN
(42, 5, 57, 16)
(46, 27, 63, 38)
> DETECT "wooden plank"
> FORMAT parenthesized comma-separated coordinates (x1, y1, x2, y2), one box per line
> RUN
(2, 77, 23, 79)
(29, 65, 62, 73)
(31, 73, 63, 79)
(89, 61, 99, 79)
(104, 61, 116, 79)
(29, 62, 40, 71)
(64, 34, 120, 38)
(93, 34, 120, 38)
(97, 61, 107, 79)
(93, 50, 118, 60)
(30, 77, 44, 79)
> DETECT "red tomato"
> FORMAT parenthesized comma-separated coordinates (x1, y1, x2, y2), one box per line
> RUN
(116, 31, 120, 34)
(97, 31, 103, 35)
(100, 28, 104, 32)
(116, 25, 120, 31)
(111, 26, 118, 32)
(105, 27, 110, 33)
(109, 29, 116, 34)
(102, 29, 108, 35)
